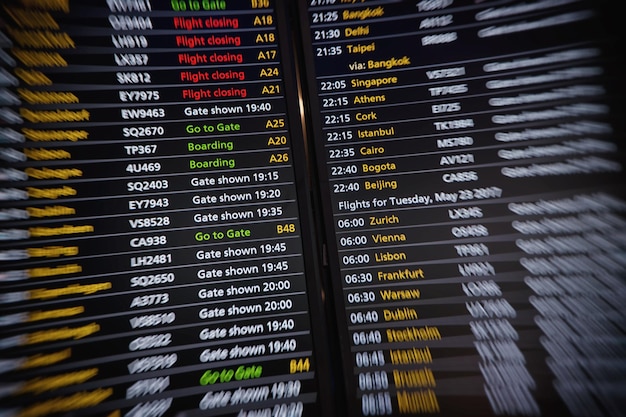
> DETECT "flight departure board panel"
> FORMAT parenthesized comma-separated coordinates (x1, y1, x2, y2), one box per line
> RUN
(298, 0, 625, 416)
(0, 1, 329, 416)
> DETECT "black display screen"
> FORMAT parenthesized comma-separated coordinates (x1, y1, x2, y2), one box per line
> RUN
(297, 0, 625, 416)
(0, 1, 625, 416)
(0, 1, 329, 416)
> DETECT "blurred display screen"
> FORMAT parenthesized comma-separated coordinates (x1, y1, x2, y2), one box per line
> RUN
(0, 1, 624, 416)
(298, 1, 625, 416)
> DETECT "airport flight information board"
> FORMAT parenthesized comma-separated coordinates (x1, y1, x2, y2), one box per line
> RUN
(0, 0, 625, 416)
(0, 1, 331, 416)
(298, 0, 625, 417)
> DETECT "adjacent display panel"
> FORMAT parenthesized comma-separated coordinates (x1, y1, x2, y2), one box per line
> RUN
(298, 0, 626, 416)
(0, 1, 330, 416)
